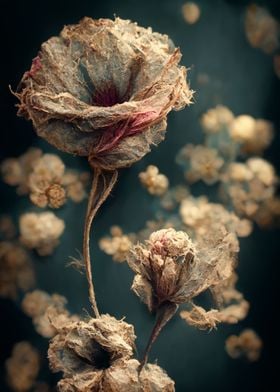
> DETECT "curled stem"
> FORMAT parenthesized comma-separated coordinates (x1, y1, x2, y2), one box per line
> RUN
(139, 302, 178, 371)
(83, 168, 118, 318)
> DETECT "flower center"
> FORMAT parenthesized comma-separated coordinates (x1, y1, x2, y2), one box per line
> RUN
(91, 84, 125, 107)
(90, 341, 111, 370)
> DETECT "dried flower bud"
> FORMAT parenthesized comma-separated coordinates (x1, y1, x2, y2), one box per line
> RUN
(182, 2, 201, 25)
(229, 115, 256, 143)
(200, 105, 234, 134)
(245, 4, 279, 54)
(99, 226, 134, 262)
(139, 165, 169, 196)
(5, 342, 40, 392)
(176, 144, 224, 184)
(0, 241, 35, 299)
(127, 227, 235, 311)
(19, 212, 65, 255)
(17, 17, 192, 171)
(225, 329, 262, 361)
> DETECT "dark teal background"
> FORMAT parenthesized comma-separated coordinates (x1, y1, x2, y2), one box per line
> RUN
(1, 0, 280, 391)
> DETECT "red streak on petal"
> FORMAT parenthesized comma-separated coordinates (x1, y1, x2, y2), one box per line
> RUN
(25, 56, 42, 79)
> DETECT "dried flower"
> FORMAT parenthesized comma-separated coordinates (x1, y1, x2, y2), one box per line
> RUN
(19, 212, 65, 255)
(182, 2, 201, 25)
(127, 227, 235, 312)
(48, 313, 174, 391)
(99, 226, 135, 262)
(1, 148, 42, 195)
(200, 105, 234, 134)
(225, 329, 262, 361)
(22, 290, 77, 338)
(0, 241, 35, 299)
(180, 305, 221, 330)
(229, 115, 256, 143)
(245, 4, 279, 54)
(177, 144, 224, 184)
(16, 17, 192, 171)
(139, 165, 169, 196)
(5, 341, 40, 392)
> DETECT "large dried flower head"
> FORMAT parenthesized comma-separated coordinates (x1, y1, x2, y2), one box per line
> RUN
(0, 241, 35, 299)
(99, 226, 135, 263)
(5, 341, 40, 392)
(176, 144, 224, 184)
(225, 329, 262, 361)
(139, 165, 169, 196)
(245, 4, 279, 54)
(19, 212, 65, 255)
(16, 17, 192, 171)
(127, 227, 235, 312)
(200, 105, 234, 134)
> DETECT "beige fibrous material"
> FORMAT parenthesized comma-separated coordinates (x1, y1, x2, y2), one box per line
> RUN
(19, 212, 65, 255)
(99, 226, 135, 262)
(127, 227, 235, 312)
(48, 314, 174, 391)
(22, 290, 78, 338)
(182, 2, 201, 25)
(139, 165, 169, 196)
(225, 329, 263, 361)
(0, 241, 35, 299)
(5, 341, 40, 392)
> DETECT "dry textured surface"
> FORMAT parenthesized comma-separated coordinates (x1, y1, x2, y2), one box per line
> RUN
(127, 228, 235, 312)
(16, 17, 192, 170)
(48, 314, 174, 391)
(225, 329, 262, 361)
(0, 241, 35, 299)
(19, 212, 65, 255)
(5, 342, 40, 392)
(139, 165, 169, 196)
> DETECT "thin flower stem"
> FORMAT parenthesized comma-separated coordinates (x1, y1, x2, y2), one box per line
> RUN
(139, 302, 178, 371)
(83, 168, 118, 318)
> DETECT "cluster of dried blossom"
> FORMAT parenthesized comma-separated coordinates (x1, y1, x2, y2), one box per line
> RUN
(48, 313, 175, 391)
(22, 290, 78, 338)
(139, 165, 169, 196)
(1, 148, 89, 208)
(225, 329, 262, 361)
(19, 212, 65, 255)
(176, 104, 279, 227)
(99, 226, 135, 263)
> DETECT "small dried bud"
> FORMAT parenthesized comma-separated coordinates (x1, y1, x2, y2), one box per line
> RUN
(180, 305, 221, 330)
(176, 144, 224, 184)
(200, 105, 234, 134)
(5, 342, 40, 392)
(99, 226, 134, 262)
(139, 165, 169, 196)
(46, 184, 66, 208)
(17, 17, 192, 171)
(182, 2, 201, 25)
(229, 115, 256, 143)
(0, 215, 16, 240)
(19, 212, 65, 255)
(245, 4, 279, 54)
(0, 241, 35, 299)
(225, 329, 262, 361)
